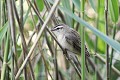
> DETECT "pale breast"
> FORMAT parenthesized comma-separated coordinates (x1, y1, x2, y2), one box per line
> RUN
(57, 35, 73, 52)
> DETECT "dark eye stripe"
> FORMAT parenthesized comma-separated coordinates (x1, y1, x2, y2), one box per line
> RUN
(54, 26, 63, 30)
(57, 27, 63, 29)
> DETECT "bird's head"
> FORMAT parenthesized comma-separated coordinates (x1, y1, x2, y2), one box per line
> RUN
(51, 24, 70, 36)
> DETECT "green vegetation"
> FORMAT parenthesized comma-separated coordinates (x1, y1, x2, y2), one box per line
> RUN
(0, 0, 120, 80)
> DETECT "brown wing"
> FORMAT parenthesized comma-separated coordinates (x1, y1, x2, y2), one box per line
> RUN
(65, 30, 81, 52)
(65, 29, 90, 57)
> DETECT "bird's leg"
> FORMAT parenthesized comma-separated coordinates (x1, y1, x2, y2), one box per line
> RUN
(63, 48, 71, 61)
(64, 48, 68, 54)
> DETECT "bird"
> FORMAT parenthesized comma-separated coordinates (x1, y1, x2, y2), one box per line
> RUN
(51, 24, 90, 73)
(51, 23, 90, 57)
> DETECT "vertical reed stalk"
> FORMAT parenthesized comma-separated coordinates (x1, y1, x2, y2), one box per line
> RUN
(81, 0, 85, 80)
(95, 0, 100, 79)
(110, 24, 116, 79)
(0, 29, 10, 80)
(105, 0, 110, 79)
(0, 0, 2, 26)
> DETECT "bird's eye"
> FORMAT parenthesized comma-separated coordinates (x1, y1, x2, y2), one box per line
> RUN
(56, 27, 62, 30)
(56, 27, 60, 30)
(55, 26, 63, 30)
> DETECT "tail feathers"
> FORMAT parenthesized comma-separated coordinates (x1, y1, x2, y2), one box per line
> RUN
(85, 46, 90, 72)
(85, 47, 90, 57)
(85, 56, 89, 72)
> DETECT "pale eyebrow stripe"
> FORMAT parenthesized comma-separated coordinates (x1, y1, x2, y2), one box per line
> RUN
(54, 25, 63, 29)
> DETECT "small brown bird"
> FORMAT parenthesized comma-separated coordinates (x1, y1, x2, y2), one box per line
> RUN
(51, 24, 90, 72)
(51, 24, 90, 57)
